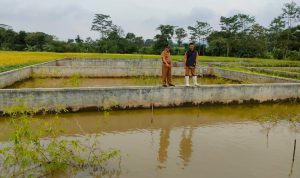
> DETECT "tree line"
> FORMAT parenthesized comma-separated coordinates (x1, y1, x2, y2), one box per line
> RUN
(0, 1, 299, 60)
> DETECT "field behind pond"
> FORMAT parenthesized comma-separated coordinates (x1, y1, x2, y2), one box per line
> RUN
(2, 51, 300, 73)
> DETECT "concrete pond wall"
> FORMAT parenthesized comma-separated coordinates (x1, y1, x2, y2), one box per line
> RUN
(0, 60, 59, 89)
(1, 83, 300, 112)
(1, 58, 300, 112)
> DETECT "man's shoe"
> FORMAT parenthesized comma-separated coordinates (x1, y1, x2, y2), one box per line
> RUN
(185, 76, 190, 86)
(168, 83, 175, 87)
(192, 76, 200, 86)
(162, 84, 168, 87)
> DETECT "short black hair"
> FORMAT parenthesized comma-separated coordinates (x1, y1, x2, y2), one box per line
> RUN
(189, 42, 194, 46)
(165, 44, 170, 49)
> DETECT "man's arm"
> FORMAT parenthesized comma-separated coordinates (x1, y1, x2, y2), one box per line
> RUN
(184, 52, 187, 69)
(196, 52, 199, 66)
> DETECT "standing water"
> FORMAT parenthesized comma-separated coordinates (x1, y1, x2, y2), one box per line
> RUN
(0, 103, 299, 178)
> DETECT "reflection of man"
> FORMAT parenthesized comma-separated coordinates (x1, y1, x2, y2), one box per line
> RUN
(179, 128, 194, 167)
(161, 45, 175, 87)
(184, 43, 199, 86)
(157, 128, 170, 169)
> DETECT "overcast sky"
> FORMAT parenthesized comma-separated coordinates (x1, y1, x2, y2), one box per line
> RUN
(0, 0, 292, 40)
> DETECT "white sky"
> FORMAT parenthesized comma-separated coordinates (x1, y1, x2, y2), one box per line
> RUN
(0, 0, 294, 40)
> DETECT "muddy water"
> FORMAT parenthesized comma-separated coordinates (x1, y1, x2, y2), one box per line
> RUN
(6, 76, 242, 88)
(0, 104, 299, 178)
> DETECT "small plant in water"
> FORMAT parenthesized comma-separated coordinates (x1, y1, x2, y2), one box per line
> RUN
(253, 113, 280, 148)
(66, 73, 84, 87)
(0, 105, 120, 177)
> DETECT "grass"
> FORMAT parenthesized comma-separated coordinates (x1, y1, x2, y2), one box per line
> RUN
(0, 103, 120, 177)
(1, 51, 300, 73)
(0, 51, 300, 72)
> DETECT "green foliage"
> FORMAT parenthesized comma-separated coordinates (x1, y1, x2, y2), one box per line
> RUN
(91, 14, 113, 39)
(153, 25, 175, 54)
(0, 105, 120, 177)
(188, 21, 212, 43)
(175, 28, 187, 48)
(272, 48, 285, 59)
(66, 73, 84, 87)
(282, 1, 300, 28)
(287, 50, 300, 60)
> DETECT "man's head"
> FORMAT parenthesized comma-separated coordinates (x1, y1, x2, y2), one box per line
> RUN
(189, 43, 195, 51)
(164, 45, 170, 52)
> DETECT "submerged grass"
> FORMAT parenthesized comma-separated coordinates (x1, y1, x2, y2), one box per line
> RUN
(0, 103, 120, 177)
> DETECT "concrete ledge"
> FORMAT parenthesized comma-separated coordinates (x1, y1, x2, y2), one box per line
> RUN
(1, 83, 300, 112)
(55, 58, 164, 67)
(0, 67, 32, 89)
(247, 67, 300, 78)
(0, 60, 61, 88)
(212, 68, 300, 83)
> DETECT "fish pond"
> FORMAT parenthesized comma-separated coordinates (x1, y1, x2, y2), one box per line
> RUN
(0, 103, 299, 178)
(5, 76, 243, 88)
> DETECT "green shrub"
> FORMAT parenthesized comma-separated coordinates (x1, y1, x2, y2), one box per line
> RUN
(272, 49, 285, 59)
(0, 105, 120, 177)
(287, 50, 300, 61)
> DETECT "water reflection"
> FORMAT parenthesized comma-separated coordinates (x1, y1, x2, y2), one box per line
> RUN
(157, 128, 170, 169)
(1, 103, 300, 178)
(179, 127, 194, 167)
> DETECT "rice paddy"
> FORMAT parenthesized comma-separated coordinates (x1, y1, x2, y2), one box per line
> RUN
(2, 51, 300, 72)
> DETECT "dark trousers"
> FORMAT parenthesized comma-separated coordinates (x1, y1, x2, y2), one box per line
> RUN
(162, 64, 172, 85)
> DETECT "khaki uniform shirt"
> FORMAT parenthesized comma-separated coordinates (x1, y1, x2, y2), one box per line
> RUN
(161, 50, 171, 64)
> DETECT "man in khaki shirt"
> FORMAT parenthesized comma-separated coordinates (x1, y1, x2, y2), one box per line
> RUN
(161, 45, 175, 87)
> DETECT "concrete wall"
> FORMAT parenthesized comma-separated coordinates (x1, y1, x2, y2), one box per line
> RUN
(55, 58, 163, 67)
(1, 83, 300, 112)
(32, 66, 212, 77)
(1, 58, 300, 89)
(0, 60, 61, 89)
(32, 65, 299, 83)
(54, 58, 189, 67)
(212, 68, 300, 83)
(0, 67, 32, 89)
(247, 67, 300, 78)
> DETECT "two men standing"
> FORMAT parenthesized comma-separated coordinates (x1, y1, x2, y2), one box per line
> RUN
(161, 43, 199, 87)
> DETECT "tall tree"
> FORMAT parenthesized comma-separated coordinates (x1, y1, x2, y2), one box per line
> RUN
(269, 16, 286, 33)
(175, 28, 187, 47)
(282, 1, 300, 28)
(237, 14, 255, 32)
(281, 1, 300, 58)
(220, 14, 255, 56)
(75, 35, 83, 44)
(156, 25, 175, 40)
(268, 16, 286, 51)
(91, 14, 113, 39)
(153, 25, 175, 54)
(219, 15, 239, 56)
(188, 21, 212, 55)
